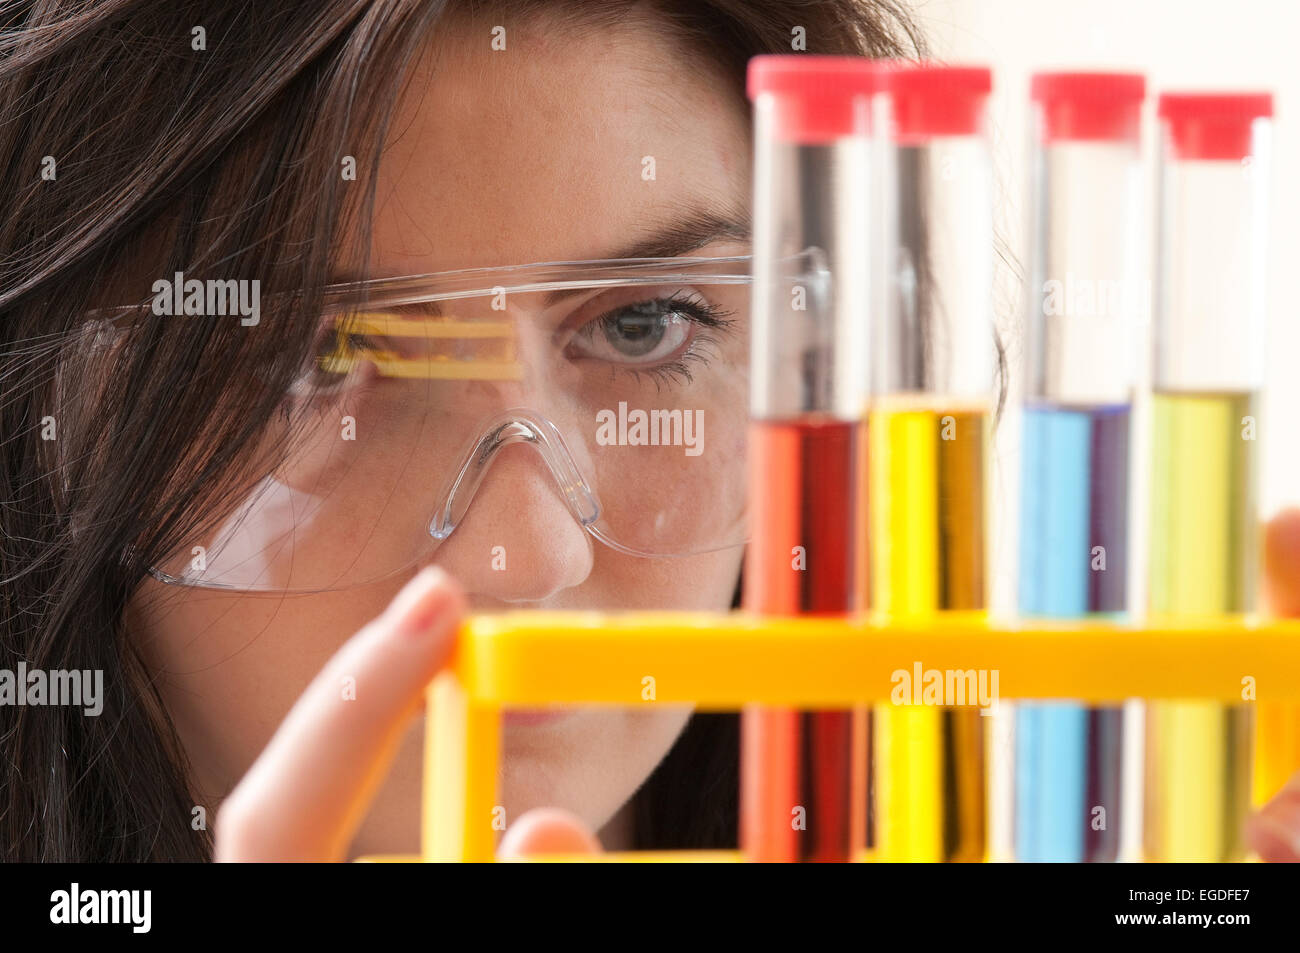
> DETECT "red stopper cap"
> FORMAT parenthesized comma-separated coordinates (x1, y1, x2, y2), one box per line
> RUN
(1158, 92, 1274, 161)
(747, 55, 885, 143)
(887, 64, 992, 141)
(1030, 72, 1145, 143)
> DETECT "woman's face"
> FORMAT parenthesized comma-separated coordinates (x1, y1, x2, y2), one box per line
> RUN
(130, 13, 750, 854)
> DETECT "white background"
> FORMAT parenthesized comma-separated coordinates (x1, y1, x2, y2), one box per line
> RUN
(917, 1, 1297, 859)
(924, 0, 1298, 516)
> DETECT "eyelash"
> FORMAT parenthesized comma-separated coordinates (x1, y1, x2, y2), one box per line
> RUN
(581, 292, 737, 390)
(287, 325, 379, 406)
(292, 291, 739, 402)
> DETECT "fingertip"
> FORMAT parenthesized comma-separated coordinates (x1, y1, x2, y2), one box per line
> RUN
(497, 807, 602, 860)
(1264, 509, 1300, 562)
(1246, 810, 1300, 863)
(1263, 508, 1300, 616)
(1246, 773, 1300, 862)
(437, 567, 469, 617)
(388, 566, 464, 638)
(1263, 509, 1300, 569)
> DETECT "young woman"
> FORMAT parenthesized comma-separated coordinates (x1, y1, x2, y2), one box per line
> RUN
(0, 0, 921, 862)
(2, 0, 1297, 863)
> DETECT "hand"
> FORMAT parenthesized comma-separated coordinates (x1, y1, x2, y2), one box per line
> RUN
(213, 566, 599, 861)
(1246, 508, 1300, 862)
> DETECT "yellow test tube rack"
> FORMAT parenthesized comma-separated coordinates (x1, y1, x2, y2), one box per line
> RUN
(368, 612, 1300, 863)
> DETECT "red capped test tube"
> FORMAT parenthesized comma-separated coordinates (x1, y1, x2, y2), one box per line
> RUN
(740, 55, 883, 863)
(869, 64, 994, 863)
(1016, 72, 1147, 864)
(1146, 91, 1273, 863)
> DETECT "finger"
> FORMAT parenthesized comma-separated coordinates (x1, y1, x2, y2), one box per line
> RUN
(1263, 508, 1300, 616)
(1251, 510, 1300, 861)
(215, 566, 466, 862)
(1246, 775, 1300, 863)
(497, 807, 603, 859)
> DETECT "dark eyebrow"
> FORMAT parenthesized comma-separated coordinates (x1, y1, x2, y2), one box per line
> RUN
(541, 208, 752, 307)
(602, 208, 752, 261)
(336, 206, 752, 316)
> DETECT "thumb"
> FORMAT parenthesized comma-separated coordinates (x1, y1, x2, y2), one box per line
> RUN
(1247, 774, 1300, 862)
(497, 808, 603, 860)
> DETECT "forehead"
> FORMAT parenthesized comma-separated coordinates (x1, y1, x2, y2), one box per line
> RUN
(366, 11, 752, 277)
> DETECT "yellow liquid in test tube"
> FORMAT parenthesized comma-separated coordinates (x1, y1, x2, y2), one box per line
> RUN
(1255, 702, 1300, 806)
(869, 403, 989, 862)
(1147, 391, 1257, 862)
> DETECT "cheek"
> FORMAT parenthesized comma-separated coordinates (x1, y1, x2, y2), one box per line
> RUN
(133, 578, 402, 661)
(595, 547, 744, 611)
(129, 578, 403, 729)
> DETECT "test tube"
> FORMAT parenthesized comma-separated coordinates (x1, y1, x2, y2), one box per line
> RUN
(740, 55, 879, 863)
(1015, 73, 1146, 863)
(869, 64, 994, 862)
(1146, 92, 1272, 862)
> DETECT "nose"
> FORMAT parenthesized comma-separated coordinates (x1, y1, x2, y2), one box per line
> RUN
(458, 376, 529, 414)
(428, 439, 595, 603)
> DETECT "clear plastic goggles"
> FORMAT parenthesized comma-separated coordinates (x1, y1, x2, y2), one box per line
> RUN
(151, 256, 754, 592)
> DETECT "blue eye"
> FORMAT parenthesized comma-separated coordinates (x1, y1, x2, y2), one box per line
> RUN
(583, 303, 692, 362)
(568, 292, 734, 382)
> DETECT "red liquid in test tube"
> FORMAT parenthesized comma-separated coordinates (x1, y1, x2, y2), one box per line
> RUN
(739, 56, 882, 862)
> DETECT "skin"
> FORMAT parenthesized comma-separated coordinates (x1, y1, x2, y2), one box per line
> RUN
(132, 13, 1300, 863)
(131, 11, 750, 860)
(210, 512, 1300, 861)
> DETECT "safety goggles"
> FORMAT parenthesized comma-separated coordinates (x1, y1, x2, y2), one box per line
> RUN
(148, 255, 757, 593)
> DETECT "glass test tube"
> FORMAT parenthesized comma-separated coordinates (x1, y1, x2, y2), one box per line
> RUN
(869, 65, 994, 862)
(740, 55, 878, 863)
(1015, 73, 1146, 863)
(1146, 92, 1272, 862)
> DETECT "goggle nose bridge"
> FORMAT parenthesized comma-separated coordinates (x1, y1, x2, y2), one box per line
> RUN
(428, 409, 603, 542)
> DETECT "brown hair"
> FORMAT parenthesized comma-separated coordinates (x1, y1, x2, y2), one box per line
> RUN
(0, 0, 922, 860)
